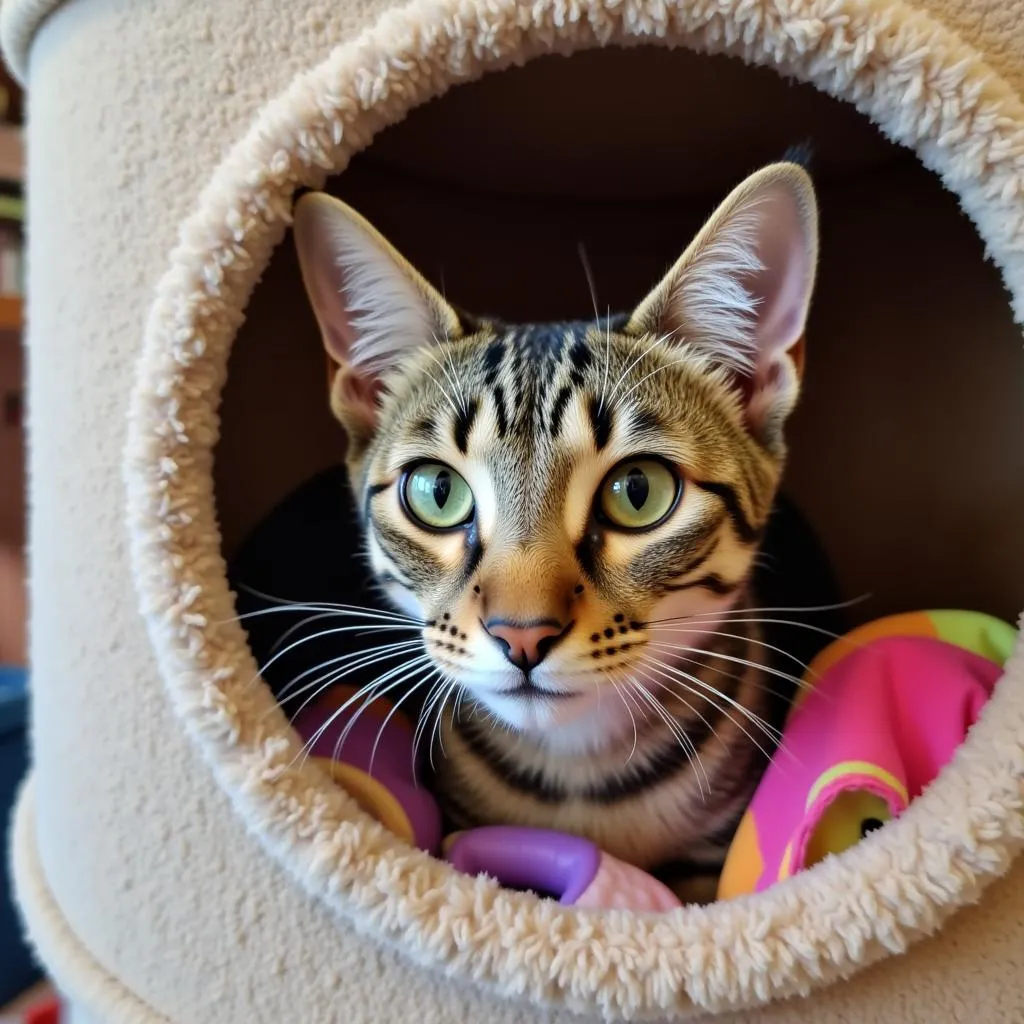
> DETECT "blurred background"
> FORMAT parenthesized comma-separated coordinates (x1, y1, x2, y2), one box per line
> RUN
(0, 58, 50, 1024)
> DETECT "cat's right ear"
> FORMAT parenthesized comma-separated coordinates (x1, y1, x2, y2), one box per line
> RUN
(293, 193, 462, 452)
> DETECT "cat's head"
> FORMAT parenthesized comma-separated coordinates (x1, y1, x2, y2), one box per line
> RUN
(294, 163, 818, 751)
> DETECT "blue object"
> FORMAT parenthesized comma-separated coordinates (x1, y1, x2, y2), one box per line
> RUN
(0, 664, 39, 1004)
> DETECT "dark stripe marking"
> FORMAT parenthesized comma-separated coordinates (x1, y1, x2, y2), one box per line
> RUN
(483, 339, 505, 386)
(574, 526, 603, 582)
(369, 517, 439, 585)
(568, 338, 594, 387)
(668, 573, 741, 596)
(695, 480, 762, 543)
(585, 702, 726, 802)
(587, 395, 613, 450)
(492, 385, 508, 438)
(462, 520, 484, 582)
(568, 338, 594, 372)
(631, 407, 661, 433)
(548, 385, 573, 439)
(453, 397, 479, 454)
(663, 538, 720, 591)
(454, 717, 566, 803)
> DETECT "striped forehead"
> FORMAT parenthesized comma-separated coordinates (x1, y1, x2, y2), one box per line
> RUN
(372, 315, 724, 536)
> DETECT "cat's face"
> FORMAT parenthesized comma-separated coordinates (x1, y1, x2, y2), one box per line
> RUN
(294, 163, 818, 751)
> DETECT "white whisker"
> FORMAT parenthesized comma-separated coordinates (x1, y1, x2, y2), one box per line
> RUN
(286, 653, 429, 773)
(276, 638, 423, 703)
(626, 677, 709, 798)
(251, 622, 421, 693)
(609, 679, 639, 767)
(652, 626, 818, 684)
(343, 660, 437, 771)
(412, 673, 447, 778)
(607, 326, 683, 408)
(324, 655, 435, 767)
(647, 639, 808, 694)
(646, 594, 869, 625)
(234, 583, 423, 622)
(429, 679, 461, 771)
(640, 655, 782, 765)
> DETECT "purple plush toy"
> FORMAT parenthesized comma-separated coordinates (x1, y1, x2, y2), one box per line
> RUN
(446, 826, 682, 911)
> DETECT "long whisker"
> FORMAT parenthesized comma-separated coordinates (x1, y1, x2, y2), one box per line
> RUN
(234, 583, 423, 622)
(366, 666, 438, 778)
(285, 655, 425, 772)
(251, 622, 422, 693)
(438, 321, 470, 417)
(277, 639, 425, 714)
(321, 655, 435, 768)
(423, 345, 467, 418)
(341, 660, 437, 771)
(411, 672, 447, 782)
(609, 680, 639, 767)
(651, 626, 819, 684)
(640, 655, 782, 765)
(647, 639, 808, 694)
(664, 616, 848, 644)
(607, 326, 682, 407)
(267, 609, 419, 656)
(615, 354, 690, 407)
(576, 242, 614, 417)
(420, 368, 463, 420)
(627, 677, 709, 798)
(636, 677, 712, 798)
(646, 594, 869, 626)
(429, 679, 462, 771)
(220, 603, 424, 628)
(669, 648, 800, 704)
(599, 306, 613, 414)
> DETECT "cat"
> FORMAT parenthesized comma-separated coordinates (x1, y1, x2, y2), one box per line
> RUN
(292, 160, 819, 884)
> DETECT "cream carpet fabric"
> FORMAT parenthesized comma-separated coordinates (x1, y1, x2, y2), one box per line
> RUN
(3, 0, 1024, 1020)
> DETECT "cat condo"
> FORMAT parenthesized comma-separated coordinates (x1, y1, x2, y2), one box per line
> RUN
(5, 0, 1024, 1021)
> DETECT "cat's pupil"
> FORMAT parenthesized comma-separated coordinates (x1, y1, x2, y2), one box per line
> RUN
(625, 467, 649, 510)
(433, 470, 452, 509)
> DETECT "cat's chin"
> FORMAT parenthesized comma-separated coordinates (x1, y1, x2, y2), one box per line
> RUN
(473, 687, 636, 756)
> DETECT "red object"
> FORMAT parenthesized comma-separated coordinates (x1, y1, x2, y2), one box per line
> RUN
(24, 998, 61, 1024)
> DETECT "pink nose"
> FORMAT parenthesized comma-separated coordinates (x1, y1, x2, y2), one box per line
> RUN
(484, 619, 567, 672)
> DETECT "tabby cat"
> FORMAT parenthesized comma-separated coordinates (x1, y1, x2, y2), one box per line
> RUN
(293, 161, 819, 883)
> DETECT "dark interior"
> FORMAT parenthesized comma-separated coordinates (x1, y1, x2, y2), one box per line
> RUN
(215, 46, 1024, 626)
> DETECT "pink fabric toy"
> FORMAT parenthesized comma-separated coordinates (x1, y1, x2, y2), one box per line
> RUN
(718, 610, 1015, 899)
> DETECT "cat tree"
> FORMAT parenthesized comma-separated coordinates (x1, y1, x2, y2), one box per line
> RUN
(4, 0, 1024, 1020)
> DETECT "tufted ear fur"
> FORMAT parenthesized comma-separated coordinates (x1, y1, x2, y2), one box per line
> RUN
(627, 162, 819, 448)
(293, 193, 462, 455)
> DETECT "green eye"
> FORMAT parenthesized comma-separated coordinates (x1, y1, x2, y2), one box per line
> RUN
(402, 462, 475, 530)
(599, 458, 680, 531)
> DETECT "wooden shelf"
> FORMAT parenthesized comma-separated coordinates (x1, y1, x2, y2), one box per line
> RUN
(0, 122, 22, 184)
(0, 294, 21, 334)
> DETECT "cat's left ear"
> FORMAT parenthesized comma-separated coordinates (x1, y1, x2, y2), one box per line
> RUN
(627, 162, 818, 445)
(293, 192, 462, 455)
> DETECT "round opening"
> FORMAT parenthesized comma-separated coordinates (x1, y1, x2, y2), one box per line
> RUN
(126, 4, 1024, 1018)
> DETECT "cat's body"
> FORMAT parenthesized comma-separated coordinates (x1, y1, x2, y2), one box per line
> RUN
(293, 161, 820, 884)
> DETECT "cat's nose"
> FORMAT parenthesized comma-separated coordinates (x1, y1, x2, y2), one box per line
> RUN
(483, 619, 569, 672)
